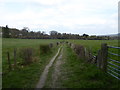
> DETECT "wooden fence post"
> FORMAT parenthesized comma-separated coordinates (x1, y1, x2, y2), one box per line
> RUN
(81, 46, 85, 60)
(7, 52, 11, 70)
(84, 47, 86, 60)
(101, 43, 108, 72)
(14, 48, 17, 68)
(97, 50, 102, 68)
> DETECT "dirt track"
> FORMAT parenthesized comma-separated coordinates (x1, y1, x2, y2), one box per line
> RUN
(36, 47, 62, 88)
(50, 48, 63, 88)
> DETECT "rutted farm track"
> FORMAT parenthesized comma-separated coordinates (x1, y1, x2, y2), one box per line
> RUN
(36, 46, 63, 88)
(45, 46, 64, 88)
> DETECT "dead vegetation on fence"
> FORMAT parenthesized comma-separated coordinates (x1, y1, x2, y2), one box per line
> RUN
(19, 48, 34, 65)
(39, 45, 51, 54)
(70, 43, 96, 63)
(68, 42, 108, 72)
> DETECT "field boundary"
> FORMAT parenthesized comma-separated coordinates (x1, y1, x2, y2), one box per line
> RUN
(68, 42, 120, 80)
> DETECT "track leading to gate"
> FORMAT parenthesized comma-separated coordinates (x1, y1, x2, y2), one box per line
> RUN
(36, 46, 62, 88)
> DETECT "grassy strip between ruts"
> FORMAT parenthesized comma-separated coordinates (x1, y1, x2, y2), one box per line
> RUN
(2, 46, 59, 88)
(59, 44, 119, 88)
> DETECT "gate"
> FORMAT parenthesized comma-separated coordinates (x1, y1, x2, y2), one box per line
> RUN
(107, 45, 120, 80)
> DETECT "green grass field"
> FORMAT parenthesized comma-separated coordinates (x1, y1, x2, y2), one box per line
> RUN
(68, 40, 118, 55)
(2, 38, 119, 88)
(2, 38, 62, 71)
(2, 38, 62, 88)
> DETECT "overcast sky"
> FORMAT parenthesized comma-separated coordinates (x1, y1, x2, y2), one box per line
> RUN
(0, 0, 119, 35)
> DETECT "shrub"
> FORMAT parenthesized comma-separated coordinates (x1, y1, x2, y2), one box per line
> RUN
(40, 44, 51, 54)
(19, 48, 34, 65)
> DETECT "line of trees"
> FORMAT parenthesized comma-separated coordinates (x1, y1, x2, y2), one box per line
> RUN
(1, 25, 111, 40)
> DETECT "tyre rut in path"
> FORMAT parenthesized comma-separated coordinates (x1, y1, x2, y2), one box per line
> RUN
(50, 48, 63, 88)
(36, 46, 62, 88)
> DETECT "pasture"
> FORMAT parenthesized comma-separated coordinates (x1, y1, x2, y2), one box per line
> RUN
(2, 38, 62, 88)
(2, 38, 119, 88)
(68, 40, 118, 55)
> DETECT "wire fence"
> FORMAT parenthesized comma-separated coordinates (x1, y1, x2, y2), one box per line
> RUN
(107, 45, 120, 80)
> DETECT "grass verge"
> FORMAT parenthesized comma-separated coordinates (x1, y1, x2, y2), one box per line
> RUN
(59, 44, 119, 88)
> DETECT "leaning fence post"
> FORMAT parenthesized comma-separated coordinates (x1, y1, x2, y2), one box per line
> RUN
(14, 48, 17, 68)
(101, 43, 108, 72)
(7, 52, 11, 70)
